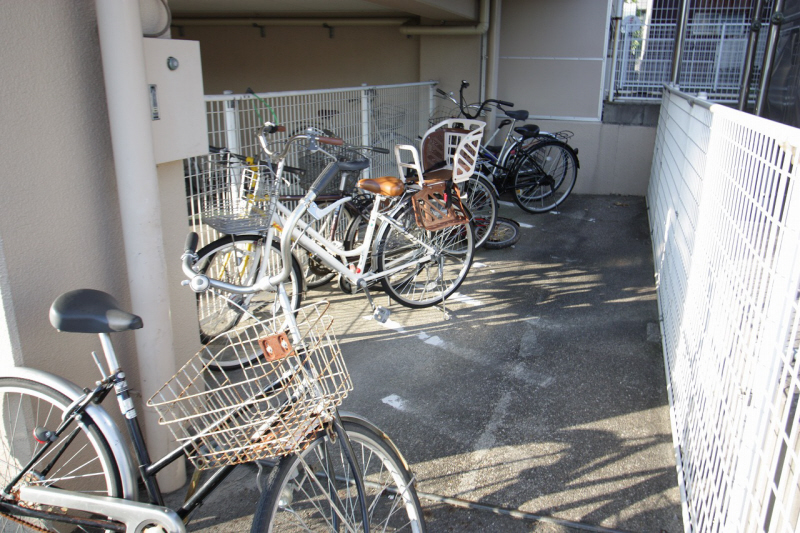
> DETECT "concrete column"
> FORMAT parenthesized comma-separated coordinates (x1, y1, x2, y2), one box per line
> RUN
(94, 0, 185, 490)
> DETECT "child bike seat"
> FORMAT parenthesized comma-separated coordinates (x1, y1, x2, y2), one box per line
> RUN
(356, 176, 405, 196)
(50, 289, 143, 333)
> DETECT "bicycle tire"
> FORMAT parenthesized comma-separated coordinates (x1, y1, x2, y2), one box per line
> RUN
(298, 201, 357, 289)
(513, 140, 578, 214)
(251, 418, 426, 533)
(195, 235, 303, 348)
(458, 173, 497, 249)
(0, 378, 123, 532)
(483, 217, 521, 249)
(375, 199, 474, 308)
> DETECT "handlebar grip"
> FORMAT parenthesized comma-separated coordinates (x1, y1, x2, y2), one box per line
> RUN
(185, 232, 199, 253)
(371, 147, 390, 155)
(318, 136, 344, 146)
(497, 100, 515, 107)
(264, 124, 286, 134)
(436, 88, 447, 96)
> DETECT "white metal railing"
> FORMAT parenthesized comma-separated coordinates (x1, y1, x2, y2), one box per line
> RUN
(649, 84, 800, 531)
(184, 81, 437, 246)
(611, 2, 772, 103)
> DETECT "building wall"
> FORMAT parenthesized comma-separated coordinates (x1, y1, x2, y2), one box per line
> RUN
(0, 1, 199, 460)
(175, 24, 421, 94)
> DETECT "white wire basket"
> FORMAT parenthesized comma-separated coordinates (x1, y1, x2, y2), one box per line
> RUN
(147, 301, 352, 469)
(201, 167, 278, 234)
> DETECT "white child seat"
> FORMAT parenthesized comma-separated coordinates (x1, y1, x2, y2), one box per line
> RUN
(394, 118, 484, 186)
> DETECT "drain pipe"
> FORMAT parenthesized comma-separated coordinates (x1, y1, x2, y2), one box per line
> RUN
(94, 0, 185, 491)
(400, 0, 490, 36)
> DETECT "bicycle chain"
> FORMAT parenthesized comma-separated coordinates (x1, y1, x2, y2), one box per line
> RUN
(0, 503, 53, 533)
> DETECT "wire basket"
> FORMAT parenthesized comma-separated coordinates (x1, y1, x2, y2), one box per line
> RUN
(298, 145, 364, 195)
(374, 103, 406, 132)
(201, 167, 278, 233)
(428, 105, 460, 127)
(147, 301, 352, 470)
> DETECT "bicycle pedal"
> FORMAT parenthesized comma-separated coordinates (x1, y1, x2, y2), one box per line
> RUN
(373, 306, 391, 323)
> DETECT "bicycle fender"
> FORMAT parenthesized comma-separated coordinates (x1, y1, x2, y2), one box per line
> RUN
(338, 411, 411, 472)
(1, 366, 138, 501)
(473, 170, 499, 197)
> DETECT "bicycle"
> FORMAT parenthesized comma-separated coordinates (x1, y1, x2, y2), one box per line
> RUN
(0, 137, 427, 531)
(193, 124, 480, 367)
(438, 81, 580, 214)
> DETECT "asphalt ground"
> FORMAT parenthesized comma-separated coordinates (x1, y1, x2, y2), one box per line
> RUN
(166, 193, 683, 533)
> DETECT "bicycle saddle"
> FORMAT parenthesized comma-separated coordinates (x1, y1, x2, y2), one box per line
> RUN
(505, 109, 529, 121)
(50, 289, 143, 333)
(338, 159, 370, 172)
(356, 176, 404, 196)
(514, 124, 541, 139)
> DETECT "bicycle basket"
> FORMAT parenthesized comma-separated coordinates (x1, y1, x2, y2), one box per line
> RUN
(411, 181, 468, 231)
(298, 145, 362, 195)
(147, 301, 352, 470)
(201, 166, 278, 234)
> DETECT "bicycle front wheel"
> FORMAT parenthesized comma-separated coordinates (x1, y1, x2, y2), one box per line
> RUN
(0, 378, 122, 532)
(376, 201, 474, 308)
(459, 174, 497, 249)
(195, 235, 303, 345)
(251, 418, 425, 533)
(513, 140, 578, 213)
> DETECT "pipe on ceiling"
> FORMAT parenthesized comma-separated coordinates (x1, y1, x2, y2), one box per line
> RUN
(171, 17, 411, 27)
(400, 0, 489, 35)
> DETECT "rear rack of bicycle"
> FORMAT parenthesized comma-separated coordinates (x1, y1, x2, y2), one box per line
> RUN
(147, 301, 352, 470)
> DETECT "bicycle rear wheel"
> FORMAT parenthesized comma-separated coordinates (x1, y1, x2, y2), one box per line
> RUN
(376, 200, 474, 308)
(195, 235, 303, 346)
(458, 173, 497, 249)
(513, 140, 578, 213)
(251, 417, 425, 533)
(484, 217, 521, 249)
(0, 378, 122, 532)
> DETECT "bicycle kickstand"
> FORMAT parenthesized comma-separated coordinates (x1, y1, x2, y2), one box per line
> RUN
(358, 279, 391, 323)
(437, 257, 452, 321)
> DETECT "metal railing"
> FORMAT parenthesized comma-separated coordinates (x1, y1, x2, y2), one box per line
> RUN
(649, 84, 800, 531)
(184, 81, 437, 246)
(610, 2, 772, 103)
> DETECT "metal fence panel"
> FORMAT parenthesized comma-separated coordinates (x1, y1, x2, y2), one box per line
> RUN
(611, 1, 773, 103)
(184, 82, 436, 246)
(649, 85, 800, 531)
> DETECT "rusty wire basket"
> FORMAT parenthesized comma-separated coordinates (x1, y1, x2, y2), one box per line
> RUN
(147, 301, 352, 470)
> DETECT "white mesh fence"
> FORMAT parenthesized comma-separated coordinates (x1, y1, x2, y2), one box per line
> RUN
(184, 82, 436, 246)
(611, 0, 773, 102)
(649, 85, 800, 531)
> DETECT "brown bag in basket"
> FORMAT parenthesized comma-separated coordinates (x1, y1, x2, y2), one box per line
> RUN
(411, 181, 468, 231)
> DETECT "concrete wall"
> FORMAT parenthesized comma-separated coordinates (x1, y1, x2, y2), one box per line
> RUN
(0, 1, 199, 459)
(175, 24, 421, 94)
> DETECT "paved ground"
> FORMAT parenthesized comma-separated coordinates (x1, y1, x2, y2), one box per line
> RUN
(166, 194, 683, 532)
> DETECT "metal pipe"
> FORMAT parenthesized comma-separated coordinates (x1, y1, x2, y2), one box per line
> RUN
(171, 17, 411, 27)
(670, 0, 691, 84)
(608, 17, 622, 103)
(400, 0, 489, 35)
(755, 0, 786, 116)
(737, 0, 766, 110)
(94, 0, 185, 492)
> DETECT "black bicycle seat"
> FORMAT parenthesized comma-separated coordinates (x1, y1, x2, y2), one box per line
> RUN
(50, 289, 143, 334)
(514, 124, 541, 139)
(505, 109, 529, 121)
(338, 159, 370, 172)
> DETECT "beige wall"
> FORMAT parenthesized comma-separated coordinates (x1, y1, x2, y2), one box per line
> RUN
(175, 25, 421, 94)
(0, 1, 199, 449)
(498, 0, 610, 120)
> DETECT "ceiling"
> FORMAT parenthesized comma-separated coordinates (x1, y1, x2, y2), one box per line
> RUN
(168, 0, 479, 23)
